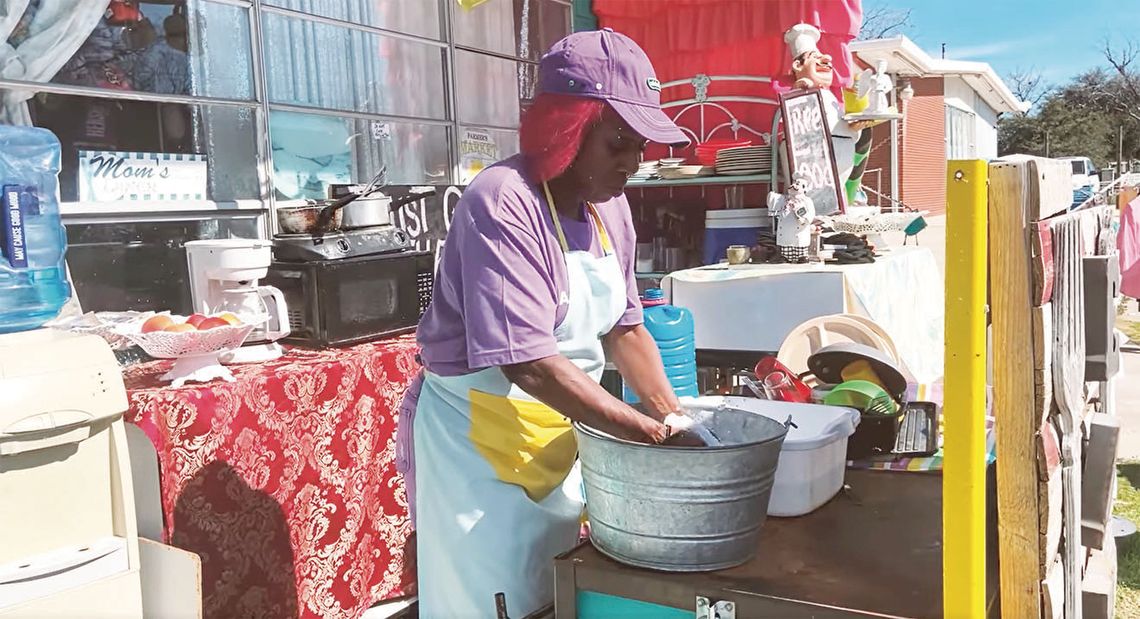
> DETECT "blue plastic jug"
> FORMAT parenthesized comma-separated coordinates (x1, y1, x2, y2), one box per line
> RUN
(0, 126, 71, 334)
(622, 288, 698, 404)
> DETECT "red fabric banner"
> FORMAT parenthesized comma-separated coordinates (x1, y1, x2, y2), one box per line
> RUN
(594, 0, 862, 161)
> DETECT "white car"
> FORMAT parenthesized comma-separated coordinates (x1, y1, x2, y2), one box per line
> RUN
(1058, 156, 1100, 207)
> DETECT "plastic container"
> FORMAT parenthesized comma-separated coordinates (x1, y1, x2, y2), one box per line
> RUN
(703, 208, 769, 265)
(713, 397, 862, 516)
(0, 126, 70, 334)
(622, 289, 698, 404)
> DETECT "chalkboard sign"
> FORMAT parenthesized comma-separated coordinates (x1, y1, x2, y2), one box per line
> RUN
(384, 185, 466, 267)
(779, 89, 845, 216)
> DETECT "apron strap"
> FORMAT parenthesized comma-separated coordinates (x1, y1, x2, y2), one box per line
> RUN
(584, 203, 614, 255)
(542, 182, 614, 255)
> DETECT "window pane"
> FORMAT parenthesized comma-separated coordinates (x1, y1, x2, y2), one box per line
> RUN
(452, 0, 570, 60)
(459, 126, 518, 184)
(456, 51, 531, 128)
(30, 0, 254, 101)
(534, 0, 570, 55)
(18, 91, 260, 203)
(452, 0, 517, 56)
(270, 110, 450, 200)
(261, 12, 447, 119)
(263, 0, 443, 40)
(65, 215, 262, 313)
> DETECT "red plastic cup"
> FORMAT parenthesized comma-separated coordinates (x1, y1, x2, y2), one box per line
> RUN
(753, 355, 812, 403)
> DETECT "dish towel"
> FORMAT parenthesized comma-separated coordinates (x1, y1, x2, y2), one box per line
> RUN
(1118, 197, 1140, 299)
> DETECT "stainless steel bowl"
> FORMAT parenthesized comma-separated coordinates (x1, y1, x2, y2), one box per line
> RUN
(574, 402, 787, 571)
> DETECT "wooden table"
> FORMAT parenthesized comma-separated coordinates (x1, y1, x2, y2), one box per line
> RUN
(551, 468, 999, 618)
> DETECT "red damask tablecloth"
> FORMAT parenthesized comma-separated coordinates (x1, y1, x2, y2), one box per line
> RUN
(122, 335, 419, 619)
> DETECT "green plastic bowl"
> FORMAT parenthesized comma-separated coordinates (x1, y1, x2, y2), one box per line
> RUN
(823, 380, 899, 416)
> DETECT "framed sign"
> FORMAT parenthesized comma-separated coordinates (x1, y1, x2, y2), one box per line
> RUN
(778, 89, 845, 216)
(78, 150, 208, 203)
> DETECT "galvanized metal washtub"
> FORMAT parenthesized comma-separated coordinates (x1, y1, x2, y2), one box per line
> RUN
(573, 401, 788, 572)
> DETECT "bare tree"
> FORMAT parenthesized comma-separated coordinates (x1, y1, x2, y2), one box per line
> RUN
(1005, 68, 1051, 112)
(1091, 38, 1140, 123)
(1103, 38, 1140, 116)
(858, 4, 912, 40)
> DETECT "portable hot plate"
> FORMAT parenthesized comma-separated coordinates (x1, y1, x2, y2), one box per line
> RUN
(273, 224, 413, 262)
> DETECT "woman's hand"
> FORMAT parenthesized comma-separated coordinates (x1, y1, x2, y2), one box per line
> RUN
(503, 355, 667, 444)
(604, 324, 684, 421)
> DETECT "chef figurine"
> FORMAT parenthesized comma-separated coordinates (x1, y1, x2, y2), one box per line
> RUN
(858, 60, 894, 116)
(784, 23, 867, 209)
(768, 172, 816, 263)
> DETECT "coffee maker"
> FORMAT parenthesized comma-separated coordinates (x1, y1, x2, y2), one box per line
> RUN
(185, 239, 289, 363)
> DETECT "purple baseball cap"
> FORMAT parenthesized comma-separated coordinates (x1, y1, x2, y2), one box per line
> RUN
(538, 28, 690, 147)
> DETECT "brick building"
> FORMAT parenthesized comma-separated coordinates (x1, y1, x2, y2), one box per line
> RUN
(848, 37, 1028, 215)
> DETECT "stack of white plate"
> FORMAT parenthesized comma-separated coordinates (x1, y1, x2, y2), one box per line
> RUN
(715, 146, 771, 176)
(632, 160, 659, 181)
(658, 165, 715, 180)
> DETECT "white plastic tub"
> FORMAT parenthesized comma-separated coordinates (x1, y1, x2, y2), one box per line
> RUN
(682, 396, 860, 517)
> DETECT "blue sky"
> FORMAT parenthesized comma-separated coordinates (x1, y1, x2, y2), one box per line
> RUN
(879, 0, 1135, 85)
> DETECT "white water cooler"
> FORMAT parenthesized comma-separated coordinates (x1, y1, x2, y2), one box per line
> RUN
(0, 329, 144, 616)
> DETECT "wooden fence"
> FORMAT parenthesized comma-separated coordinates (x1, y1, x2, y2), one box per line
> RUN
(987, 157, 1120, 618)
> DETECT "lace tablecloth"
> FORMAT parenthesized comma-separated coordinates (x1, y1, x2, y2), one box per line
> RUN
(123, 335, 419, 619)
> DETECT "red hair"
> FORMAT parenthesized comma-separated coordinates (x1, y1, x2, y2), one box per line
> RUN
(520, 93, 609, 184)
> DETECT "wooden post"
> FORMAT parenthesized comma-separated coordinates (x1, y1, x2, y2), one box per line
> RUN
(988, 160, 1043, 617)
(943, 160, 989, 618)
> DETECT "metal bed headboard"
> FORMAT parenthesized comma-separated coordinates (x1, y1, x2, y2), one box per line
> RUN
(657, 74, 784, 188)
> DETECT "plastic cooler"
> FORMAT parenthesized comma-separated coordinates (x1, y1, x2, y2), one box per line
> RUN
(702, 208, 768, 265)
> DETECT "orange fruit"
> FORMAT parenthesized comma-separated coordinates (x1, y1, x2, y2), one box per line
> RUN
(163, 323, 197, 333)
(142, 315, 174, 333)
(198, 317, 230, 330)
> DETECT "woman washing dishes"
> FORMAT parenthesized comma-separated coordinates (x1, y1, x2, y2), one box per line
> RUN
(396, 29, 693, 617)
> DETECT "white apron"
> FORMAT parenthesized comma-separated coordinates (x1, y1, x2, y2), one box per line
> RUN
(413, 183, 627, 618)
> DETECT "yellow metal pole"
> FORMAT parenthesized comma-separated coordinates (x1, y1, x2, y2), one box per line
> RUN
(944, 160, 988, 618)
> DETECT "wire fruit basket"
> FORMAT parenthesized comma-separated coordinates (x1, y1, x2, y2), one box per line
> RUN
(825, 211, 927, 235)
(116, 314, 258, 387)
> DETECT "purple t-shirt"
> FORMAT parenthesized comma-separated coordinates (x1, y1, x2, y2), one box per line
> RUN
(417, 155, 643, 376)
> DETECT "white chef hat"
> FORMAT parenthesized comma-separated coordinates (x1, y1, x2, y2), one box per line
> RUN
(784, 23, 821, 59)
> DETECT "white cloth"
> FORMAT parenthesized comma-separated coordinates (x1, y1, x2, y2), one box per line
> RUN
(663, 246, 945, 382)
(0, 0, 110, 125)
(413, 200, 627, 617)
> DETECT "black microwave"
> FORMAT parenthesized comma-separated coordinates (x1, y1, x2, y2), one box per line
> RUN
(263, 250, 434, 348)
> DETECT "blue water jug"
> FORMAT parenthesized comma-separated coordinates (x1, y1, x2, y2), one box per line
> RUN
(622, 288, 698, 404)
(0, 126, 71, 334)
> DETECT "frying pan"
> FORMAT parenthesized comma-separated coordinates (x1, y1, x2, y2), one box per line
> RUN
(275, 168, 437, 234)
